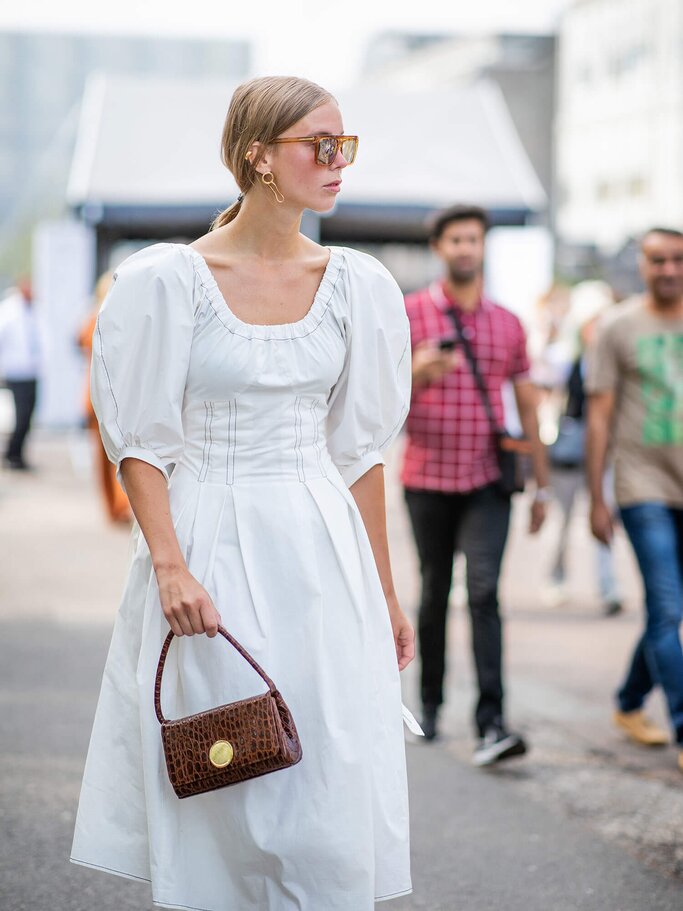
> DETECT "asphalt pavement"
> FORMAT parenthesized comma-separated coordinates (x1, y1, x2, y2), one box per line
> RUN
(1, 432, 682, 910)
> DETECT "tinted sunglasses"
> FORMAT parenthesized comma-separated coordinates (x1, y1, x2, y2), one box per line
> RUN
(272, 134, 359, 166)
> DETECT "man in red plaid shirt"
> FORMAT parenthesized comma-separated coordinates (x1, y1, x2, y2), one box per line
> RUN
(402, 204, 550, 764)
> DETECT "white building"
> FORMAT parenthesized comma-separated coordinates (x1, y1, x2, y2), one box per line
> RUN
(363, 33, 556, 200)
(556, 0, 683, 252)
(0, 29, 250, 289)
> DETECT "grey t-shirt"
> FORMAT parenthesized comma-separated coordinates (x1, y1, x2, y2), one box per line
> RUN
(586, 296, 683, 508)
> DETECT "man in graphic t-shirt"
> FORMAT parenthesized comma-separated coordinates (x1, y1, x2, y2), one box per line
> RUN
(586, 227, 683, 773)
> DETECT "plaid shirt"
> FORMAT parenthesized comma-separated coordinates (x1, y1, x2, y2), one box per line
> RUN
(400, 281, 530, 493)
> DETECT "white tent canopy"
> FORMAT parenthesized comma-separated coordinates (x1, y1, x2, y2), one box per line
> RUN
(68, 74, 545, 215)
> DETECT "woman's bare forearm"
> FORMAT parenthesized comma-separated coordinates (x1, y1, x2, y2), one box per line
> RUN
(349, 464, 398, 605)
(350, 463, 415, 670)
(119, 458, 185, 571)
(120, 458, 220, 636)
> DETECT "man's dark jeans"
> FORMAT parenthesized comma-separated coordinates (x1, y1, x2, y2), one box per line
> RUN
(5, 379, 37, 464)
(618, 503, 683, 744)
(404, 483, 511, 736)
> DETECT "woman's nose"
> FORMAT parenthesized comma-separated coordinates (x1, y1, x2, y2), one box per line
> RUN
(333, 147, 350, 169)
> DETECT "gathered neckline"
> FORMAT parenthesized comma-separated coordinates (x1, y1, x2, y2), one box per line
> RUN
(181, 244, 343, 340)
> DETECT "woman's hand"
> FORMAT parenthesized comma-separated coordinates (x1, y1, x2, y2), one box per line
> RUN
(155, 563, 222, 637)
(386, 593, 415, 672)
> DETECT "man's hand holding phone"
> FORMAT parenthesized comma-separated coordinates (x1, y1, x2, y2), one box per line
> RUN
(412, 339, 461, 388)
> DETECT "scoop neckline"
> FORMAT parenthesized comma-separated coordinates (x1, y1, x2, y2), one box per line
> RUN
(182, 243, 342, 339)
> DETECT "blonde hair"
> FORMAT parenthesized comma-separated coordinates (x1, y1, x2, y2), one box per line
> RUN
(210, 76, 334, 230)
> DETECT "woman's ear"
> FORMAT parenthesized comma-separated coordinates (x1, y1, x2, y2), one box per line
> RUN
(245, 141, 273, 176)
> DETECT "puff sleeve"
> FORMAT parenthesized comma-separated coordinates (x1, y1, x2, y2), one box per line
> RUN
(90, 244, 196, 490)
(326, 249, 411, 487)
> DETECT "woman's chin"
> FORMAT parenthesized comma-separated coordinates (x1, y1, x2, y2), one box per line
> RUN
(307, 195, 340, 215)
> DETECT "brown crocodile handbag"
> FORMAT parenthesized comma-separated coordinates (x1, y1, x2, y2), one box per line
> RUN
(154, 625, 303, 799)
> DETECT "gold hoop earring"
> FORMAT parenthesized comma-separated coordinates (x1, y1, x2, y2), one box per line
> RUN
(261, 172, 285, 204)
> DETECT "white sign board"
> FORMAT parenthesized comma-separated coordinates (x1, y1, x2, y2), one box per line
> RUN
(33, 219, 96, 427)
(484, 226, 554, 326)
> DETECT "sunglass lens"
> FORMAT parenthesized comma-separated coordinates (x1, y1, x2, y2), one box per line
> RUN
(316, 137, 337, 165)
(341, 138, 357, 164)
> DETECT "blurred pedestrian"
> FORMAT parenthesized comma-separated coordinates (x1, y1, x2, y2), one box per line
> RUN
(77, 271, 132, 524)
(0, 277, 42, 471)
(587, 227, 683, 772)
(70, 76, 414, 909)
(401, 204, 550, 764)
(544, 281, 623, 616)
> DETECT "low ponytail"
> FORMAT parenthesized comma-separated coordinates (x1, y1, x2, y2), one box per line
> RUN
(210, 195, 244, 231)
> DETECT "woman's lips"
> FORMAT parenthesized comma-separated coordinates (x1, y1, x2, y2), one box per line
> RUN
(323, 181, 341, 193)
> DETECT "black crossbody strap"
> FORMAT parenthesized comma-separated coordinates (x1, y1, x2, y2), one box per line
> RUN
(445, 307, 502, 436)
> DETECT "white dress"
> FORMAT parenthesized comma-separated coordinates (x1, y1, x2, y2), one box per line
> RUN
(70, 242, 413, 911)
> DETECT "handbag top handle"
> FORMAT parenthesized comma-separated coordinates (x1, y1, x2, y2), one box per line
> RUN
(154, 625, 278, 724)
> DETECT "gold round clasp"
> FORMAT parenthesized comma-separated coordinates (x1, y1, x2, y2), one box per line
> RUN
(209, 740, 234, 768)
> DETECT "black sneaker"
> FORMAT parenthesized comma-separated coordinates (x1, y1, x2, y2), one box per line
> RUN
(421, 704, 439, 741)
(3, 456, 31, 471)
(473, 724, 527, 767)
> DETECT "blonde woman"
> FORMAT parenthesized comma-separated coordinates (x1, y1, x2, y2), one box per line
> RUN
(70, 76, 415, 910)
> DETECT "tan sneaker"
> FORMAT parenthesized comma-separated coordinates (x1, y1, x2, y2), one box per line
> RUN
(613, 709, 669, 746)
(678, 751, 683, 773)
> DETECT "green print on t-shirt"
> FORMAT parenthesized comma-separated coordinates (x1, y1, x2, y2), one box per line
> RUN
(636, 334, 683, 445)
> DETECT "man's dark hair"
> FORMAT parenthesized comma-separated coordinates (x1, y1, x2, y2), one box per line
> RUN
(641, 226, 683, 247)
(427, 204, 490, 242)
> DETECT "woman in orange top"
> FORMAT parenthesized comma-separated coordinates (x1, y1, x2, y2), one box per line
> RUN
(78, 270, 132, 524)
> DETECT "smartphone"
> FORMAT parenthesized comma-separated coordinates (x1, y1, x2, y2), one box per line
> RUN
(438, 338, 457, 351)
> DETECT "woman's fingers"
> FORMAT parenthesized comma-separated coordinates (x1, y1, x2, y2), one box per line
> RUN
(167, 614, 185, 637)
(199, 599, 220, 637)
(173, 606, 195, 637)
(158, 567, 221, 637)
(395, 621, 415, 671)
(187, 604, 206, 635)
(397, 640, 415, 671)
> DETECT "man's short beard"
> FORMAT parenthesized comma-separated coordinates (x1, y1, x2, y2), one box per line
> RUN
(651, 281, 683, 308)
(448, 265, 481, 284)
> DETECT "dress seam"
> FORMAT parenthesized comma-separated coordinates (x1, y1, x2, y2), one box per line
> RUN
(71, 856, 410, 909)
(376, 329, 410, 450)
(70, 856, 151, 883)
(294, 395, 305, 482)
(225, 398, 237, 486)
(154, 899, 215, 911)
(198, 401, 212, 482)
(375, 886, 414, 901)
(95, 318, 126, 448)
(311, 398, 327, 478)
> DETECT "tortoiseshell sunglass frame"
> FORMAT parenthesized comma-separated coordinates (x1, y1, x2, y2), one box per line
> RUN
(271, 135, 359, 166)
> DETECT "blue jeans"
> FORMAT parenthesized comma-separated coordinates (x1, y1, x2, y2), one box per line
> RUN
(618, 503, 683, 744)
